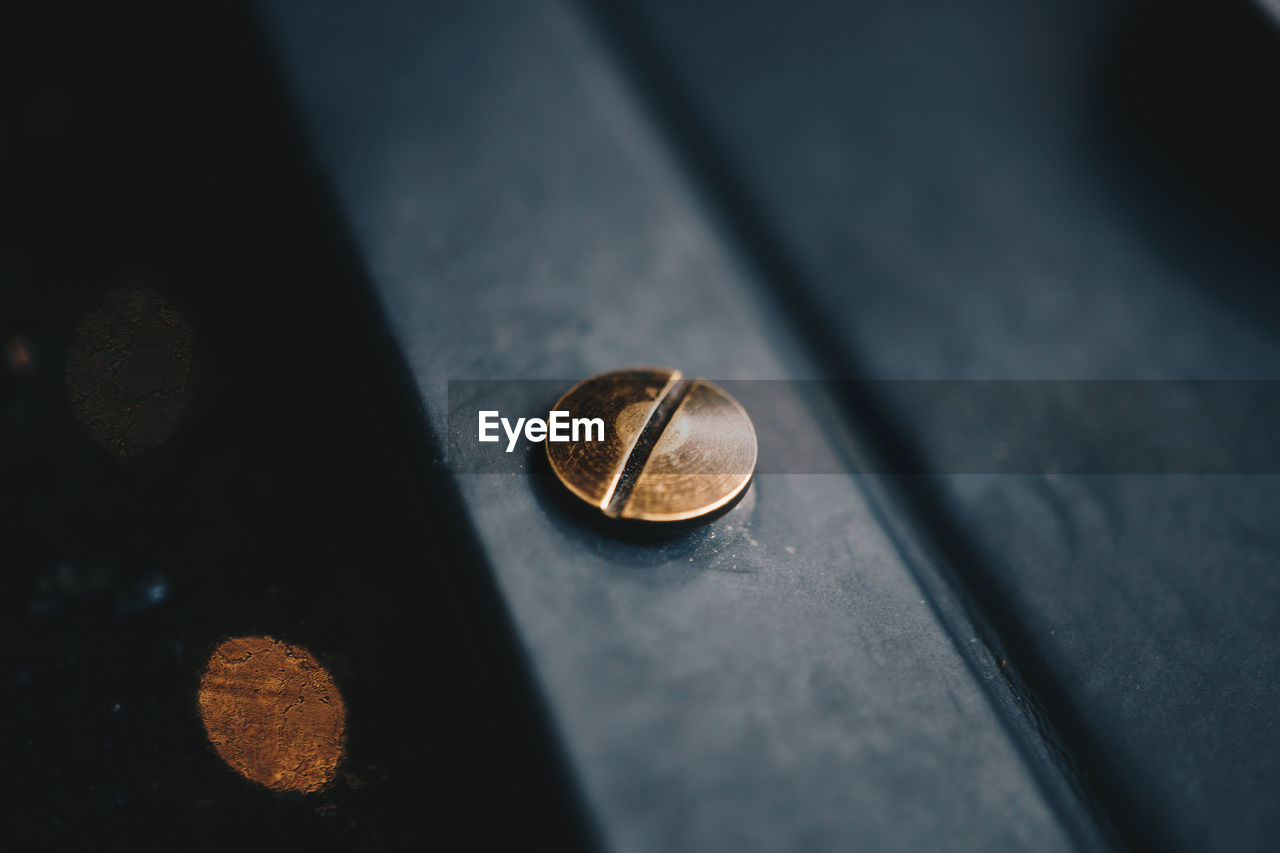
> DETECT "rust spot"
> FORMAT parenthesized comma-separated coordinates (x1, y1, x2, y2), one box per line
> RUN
(65, 288, 195, 457)
(198, 636, 346, 794)
(6, 335, 34, 376)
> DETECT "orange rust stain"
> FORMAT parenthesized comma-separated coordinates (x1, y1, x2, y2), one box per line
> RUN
(198, 636, 346, 794)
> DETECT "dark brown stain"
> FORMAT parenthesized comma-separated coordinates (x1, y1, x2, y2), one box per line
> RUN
(64, 288, 195, 457)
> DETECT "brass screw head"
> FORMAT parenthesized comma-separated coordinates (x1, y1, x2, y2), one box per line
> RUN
(547, 367, 757, 524)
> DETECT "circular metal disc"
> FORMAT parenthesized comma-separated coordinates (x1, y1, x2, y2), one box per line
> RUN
(546, 367, 757, 524)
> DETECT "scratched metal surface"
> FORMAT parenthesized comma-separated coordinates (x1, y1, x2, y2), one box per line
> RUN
(257, 1, 1101, 849)
(608, 0, 1280, 849)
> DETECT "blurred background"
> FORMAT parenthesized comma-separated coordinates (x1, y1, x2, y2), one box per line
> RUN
(4, 1, 1280, 850)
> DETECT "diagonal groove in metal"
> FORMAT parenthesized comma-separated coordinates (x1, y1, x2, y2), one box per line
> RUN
(603, 377, 694, 517)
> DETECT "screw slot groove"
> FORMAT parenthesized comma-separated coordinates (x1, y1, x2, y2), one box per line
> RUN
(603, 377, 694, 517)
